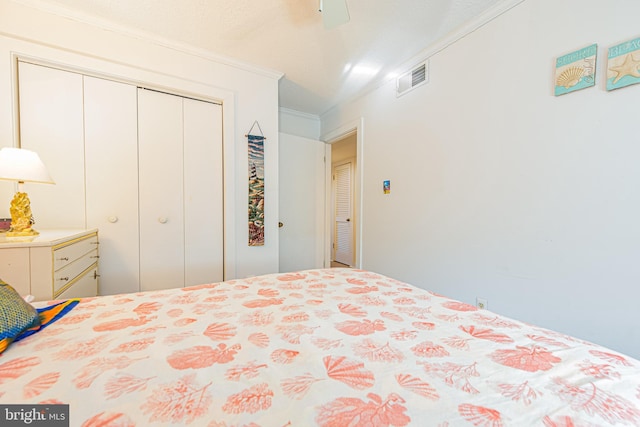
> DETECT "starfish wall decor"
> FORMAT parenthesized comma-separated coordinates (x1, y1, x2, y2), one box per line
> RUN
(607, 37, 640, 91)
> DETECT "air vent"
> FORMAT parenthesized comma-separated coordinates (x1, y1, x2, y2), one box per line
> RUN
(396, 60, 429, 97)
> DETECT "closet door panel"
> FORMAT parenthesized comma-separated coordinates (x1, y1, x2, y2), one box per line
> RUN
(84, 76, 140, 295)
(18, 62, 85, 228)
(138, 89, 185, 291)
(183, 99, 224, 285)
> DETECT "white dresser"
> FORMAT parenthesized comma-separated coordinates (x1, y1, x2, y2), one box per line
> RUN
(0, 229, 99, 301)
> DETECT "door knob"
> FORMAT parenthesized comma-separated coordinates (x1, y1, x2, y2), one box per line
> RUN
(346, 218, 351, 222)
(278, 222, 284, 228)
(158, 217, 168, 224)
(108, 216, 118, 223)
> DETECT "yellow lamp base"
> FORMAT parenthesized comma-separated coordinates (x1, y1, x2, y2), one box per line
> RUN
(7, 191, 39, 237)
(7, 228, 39, 237)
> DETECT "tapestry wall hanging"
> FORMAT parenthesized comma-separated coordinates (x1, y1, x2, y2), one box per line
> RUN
(607, 36, 640, 91)
(554, 44, 597, 96)
(247, 122, 265, 246)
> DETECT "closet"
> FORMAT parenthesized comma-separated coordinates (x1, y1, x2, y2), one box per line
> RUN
(17, 61, 224, 294)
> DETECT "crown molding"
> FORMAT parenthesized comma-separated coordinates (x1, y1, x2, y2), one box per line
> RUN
(279, 107, 320, 121)
(10, 0, 284, 81)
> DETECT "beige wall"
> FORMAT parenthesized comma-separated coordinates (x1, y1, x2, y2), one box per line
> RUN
(331, 134, 357, 163)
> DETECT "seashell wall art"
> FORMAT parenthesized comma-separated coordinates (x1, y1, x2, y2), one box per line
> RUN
(554, 44, 597, 96)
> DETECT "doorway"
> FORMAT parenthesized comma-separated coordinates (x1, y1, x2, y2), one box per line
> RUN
(331, 139, 356, 266)
(328, 132, 358, 268)
(322, 118, 363, 269)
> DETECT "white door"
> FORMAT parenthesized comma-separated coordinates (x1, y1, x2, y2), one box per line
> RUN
(137, 89, 185, 291)
(278, 133, 325, 272)
(84, 76, 140, 295)
(183, 98, 224, 285)
(17, 64, 224, 293)
(18, 62, 85, 228)
(333, 162, 353, 266)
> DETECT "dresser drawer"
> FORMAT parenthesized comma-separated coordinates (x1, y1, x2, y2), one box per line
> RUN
(54, 234, 99, 271)
(1, 229, 99, 301)
(54, 248, 99, 294)
(56, 263, 98, 299)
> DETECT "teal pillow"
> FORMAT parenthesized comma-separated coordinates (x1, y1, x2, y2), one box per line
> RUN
(0, 277, 41, 354)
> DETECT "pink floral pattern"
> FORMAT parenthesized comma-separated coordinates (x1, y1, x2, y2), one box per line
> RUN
(0, 268, 639, 426)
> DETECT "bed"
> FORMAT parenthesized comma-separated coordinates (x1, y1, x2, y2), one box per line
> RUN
(1, 268, 640, 426)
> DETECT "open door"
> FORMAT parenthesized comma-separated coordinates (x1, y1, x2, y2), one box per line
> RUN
(278, 133, 326, 272)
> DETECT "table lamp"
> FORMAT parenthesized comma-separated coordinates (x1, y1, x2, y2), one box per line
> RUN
(0, 147, 54, 237)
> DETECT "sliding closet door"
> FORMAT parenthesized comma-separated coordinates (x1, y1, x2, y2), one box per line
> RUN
(18, 62, 85, 228)
(138, 89, 185, 291)
(183, 99, 224, 285)
(84, 76, 140, 295)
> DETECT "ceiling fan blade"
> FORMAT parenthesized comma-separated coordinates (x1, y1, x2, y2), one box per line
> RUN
(320, 0, 350, 29)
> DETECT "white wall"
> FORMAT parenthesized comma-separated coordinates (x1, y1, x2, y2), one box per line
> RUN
(321, 0, 640, 358)
(0, 0, 281, 279)
(279, 108, 321, 140)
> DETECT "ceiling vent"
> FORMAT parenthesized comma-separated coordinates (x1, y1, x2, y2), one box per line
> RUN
(396, 60, 429, 97)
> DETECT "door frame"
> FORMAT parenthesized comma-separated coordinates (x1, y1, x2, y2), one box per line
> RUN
(322, 117, 364, 268)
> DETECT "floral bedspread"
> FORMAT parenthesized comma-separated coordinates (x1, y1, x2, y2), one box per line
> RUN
(1, 268, 640, 426)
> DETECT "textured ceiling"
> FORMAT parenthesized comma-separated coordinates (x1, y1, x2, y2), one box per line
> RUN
(24, 0, 506, 115)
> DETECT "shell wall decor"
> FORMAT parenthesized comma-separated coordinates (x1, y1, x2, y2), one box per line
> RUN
(554, 44, 597, 96)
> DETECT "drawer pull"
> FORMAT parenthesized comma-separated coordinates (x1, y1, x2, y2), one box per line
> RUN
(91, 241, 100, 245)
(58, 257, 69, 261)
(91, 255, 100, 259)
(58, 277, 69, 282)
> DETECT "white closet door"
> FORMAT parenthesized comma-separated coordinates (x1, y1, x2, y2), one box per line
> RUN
(183, 99, 224, 285)
(334, 162, 353, 266)
(138, 89, 185, 291)
(84, 76, 140, 295)
(18, 62, 85, 228)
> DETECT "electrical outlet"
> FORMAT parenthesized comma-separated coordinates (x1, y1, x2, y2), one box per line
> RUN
(476, 297, 488, 310)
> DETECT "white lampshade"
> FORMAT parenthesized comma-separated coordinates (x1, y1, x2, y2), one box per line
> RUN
(0, 147, 54, 184)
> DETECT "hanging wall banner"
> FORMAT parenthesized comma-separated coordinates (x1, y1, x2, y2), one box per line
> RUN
(248, 133, 265, 246)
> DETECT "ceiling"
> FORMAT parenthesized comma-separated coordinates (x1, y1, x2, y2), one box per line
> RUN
(25, 0, 508, 116)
